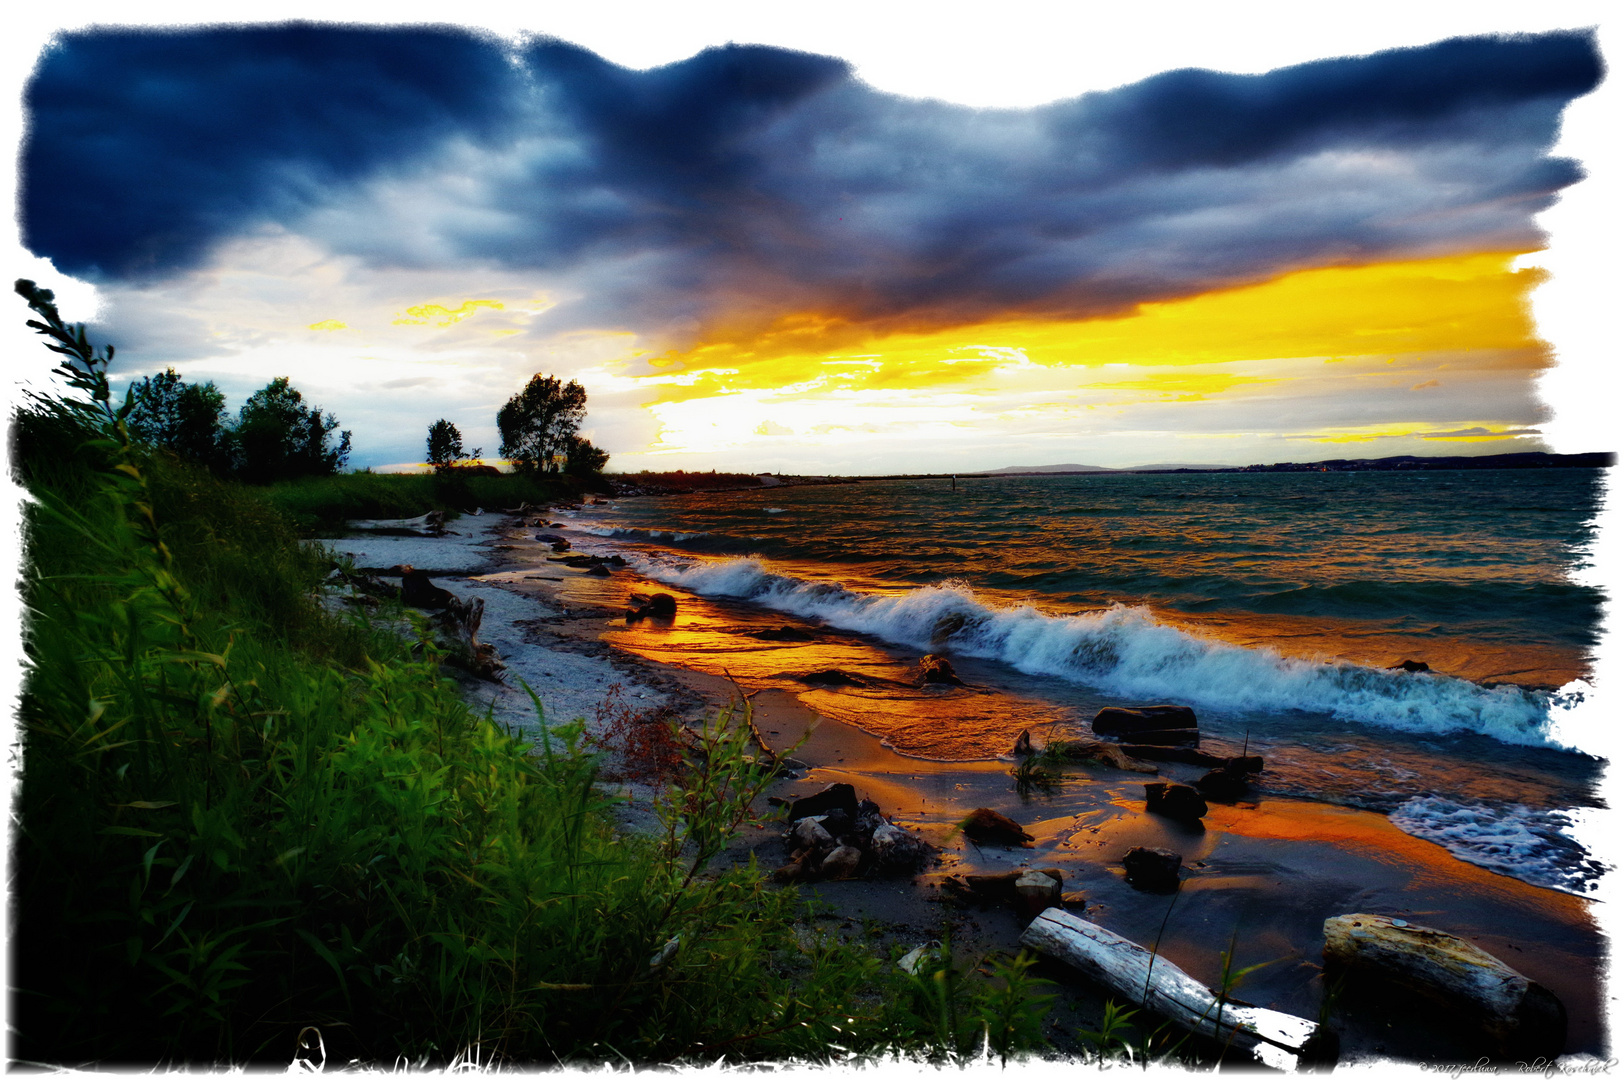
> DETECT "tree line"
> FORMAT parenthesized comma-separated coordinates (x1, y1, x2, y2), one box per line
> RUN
(115, 367, 608, 483)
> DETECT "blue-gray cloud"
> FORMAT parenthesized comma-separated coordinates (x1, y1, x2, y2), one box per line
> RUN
(22, 26, 1602, 344)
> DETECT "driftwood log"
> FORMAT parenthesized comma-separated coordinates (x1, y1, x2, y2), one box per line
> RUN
(348, 511, 447, 537)
(1323, 914, 1565, 1057)
(433, 594, 504, 681)
(1021, 909, 1323, 1070)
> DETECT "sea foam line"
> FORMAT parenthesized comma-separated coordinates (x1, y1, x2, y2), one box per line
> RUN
(1389, 796, 1603, 894)
(627, 555, 1564, 749)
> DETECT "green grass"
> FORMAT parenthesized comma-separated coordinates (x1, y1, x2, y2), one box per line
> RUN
(10, 318, 1055, 1067)
(260, 469, 593, 536)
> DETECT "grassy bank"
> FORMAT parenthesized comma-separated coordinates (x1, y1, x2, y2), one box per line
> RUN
(261, 469, 594, 536)
(10, 310, 1054, 1066)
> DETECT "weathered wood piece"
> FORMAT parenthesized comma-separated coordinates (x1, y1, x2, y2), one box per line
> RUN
(348, 511, 446, 536)
(1021, 909, 1323, 1071)
(1323, 914, 1565, 1057)
(434, 594, 504, 681)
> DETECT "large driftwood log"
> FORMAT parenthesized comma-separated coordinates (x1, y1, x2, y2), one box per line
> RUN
(348, 511, 446, 536)
(434, 594, 505, 681)
(1020, 909, 1322, 1070)
(1323, 914, 1565, 1057)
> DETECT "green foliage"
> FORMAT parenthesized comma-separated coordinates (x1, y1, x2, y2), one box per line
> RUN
(11, 282, 1055, 1067)
(425, 418, 480, 473)
(234, 376, 352, 484)
(259, 470, 576, 536)
(127, 367, 233, 474)
(563, 433, 609, 476)
(497, 374, 586, 476)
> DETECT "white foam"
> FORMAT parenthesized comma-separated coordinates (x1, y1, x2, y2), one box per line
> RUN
(628, 555, 1565, 749)
(578, 525, 712, 543)
(1389, 796, 1605, 894)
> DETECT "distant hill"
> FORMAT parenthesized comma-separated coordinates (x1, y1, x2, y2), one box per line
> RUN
(971, 463, 1118, 475)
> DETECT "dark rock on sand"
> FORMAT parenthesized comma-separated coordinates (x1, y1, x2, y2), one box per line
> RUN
(747, 626, 817, 642)
(1144, 782, 1208, 821)
(1390, 659, 1431, 673)
(819, 844, 864, 880)
(551, 540, 572, 552)
(787, 783, 860, 822)
(586, 564, 612, 577)
(959, 807, 1035, 847)
(393, 565, 455, 609)
(1122, 846, 1183, 891)
(1196, 764, 1251, 802)
(918, 653, 965, 686)
(1012, 729, 1034, 756)
(870, 823, 934, 872)
(1092, 705, 1198, 736)
(799, 669, 866, 687)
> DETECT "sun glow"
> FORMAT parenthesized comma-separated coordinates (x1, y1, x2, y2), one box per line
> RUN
(627, 251, 1547, 459)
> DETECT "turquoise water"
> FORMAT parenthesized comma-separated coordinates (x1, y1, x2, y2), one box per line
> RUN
(568, 468, 1610, 892)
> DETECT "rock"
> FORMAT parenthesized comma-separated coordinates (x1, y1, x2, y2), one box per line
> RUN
(586, 564, 611, 577)
(1121, 846, 1183, 890)
(1389, 659, 1431, 673)
(1015, 869, 1064, 919)
(626, 593, 678, 624)
(870, 823, 934, 872)
(789, 818, 834, 852)
(1144, 782, 1208, 822)
(392, 565, 455, 609)
(772, 849, 815, 884)
(819, 844, 864, 880)
(787, 783, 860, 823)
(959, 807, 1035, 847)
(1092, 705, 1198, 737)
(918, 653, 965, 686)
(746, 625, 817, 642)
(534, 533, 567, 543)
(551, 540, 572, 552)
(898, 943, 937, 975)
(798, 669, 866, 687)
(953, 867, 1063, 906)
(1049, 738, 1159, 773)
(1116, 744, 1230, 768)
(1012, 729, 1033, 756)
(1195, 765, 1251, 802)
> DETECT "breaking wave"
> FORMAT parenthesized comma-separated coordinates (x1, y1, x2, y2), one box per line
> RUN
(1390, 796, 1605, 894)
(629, 555, 1565, 749)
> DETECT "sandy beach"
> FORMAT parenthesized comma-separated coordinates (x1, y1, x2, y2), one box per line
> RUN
(320, 508, 1606, 1066)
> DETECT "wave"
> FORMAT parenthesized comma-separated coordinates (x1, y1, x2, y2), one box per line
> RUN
(578, 525, 714, 544)
(1389, 796, 1604, 894)
(627, 555, 1566, 749)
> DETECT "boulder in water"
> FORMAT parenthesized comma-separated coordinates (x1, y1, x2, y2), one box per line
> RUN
(1093, 705, 1198, 736)
(918, 653, 965, 686)
(1390, 659, 1431, 673)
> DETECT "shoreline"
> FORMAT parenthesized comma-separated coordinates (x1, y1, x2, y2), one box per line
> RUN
(321, 509, 1608, 1066)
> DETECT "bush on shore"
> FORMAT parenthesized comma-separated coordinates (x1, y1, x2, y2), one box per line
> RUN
(10, 287, 1054, 1067)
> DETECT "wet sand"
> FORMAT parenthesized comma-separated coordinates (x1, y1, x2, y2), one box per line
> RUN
(325, 512, 1608, 1066)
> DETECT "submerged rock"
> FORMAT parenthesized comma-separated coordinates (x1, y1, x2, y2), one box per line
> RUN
(626, 593, 678, 623)
(1389, 659, 1431, 673)
(747, 625, 817, 642)
(799, 669, 866, 687)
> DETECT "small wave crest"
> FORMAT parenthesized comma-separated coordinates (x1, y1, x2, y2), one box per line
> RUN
(1389, 796, 1604, 894)
(629, 555, 1563, 748)
(578, 525, 713, 544)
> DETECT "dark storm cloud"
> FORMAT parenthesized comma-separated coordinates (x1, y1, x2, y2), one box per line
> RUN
(22, 23, 521, 278)
(23, 26, 1603, 340)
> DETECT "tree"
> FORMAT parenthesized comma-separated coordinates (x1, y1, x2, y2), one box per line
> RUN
(496, 375, 586, 476)
(426, 419, 481, 473)
(126, 368, 232, 473)
(563, 434, 610, 477)
(232, 377, 351, 484)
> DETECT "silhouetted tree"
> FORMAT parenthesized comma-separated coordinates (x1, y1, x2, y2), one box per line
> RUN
(426, 419, 480, 472)
(233, 377, 351, 484)
(563, 434, 609, 477)
(126, 368, 232, 473)
(497, 375, 586, 476)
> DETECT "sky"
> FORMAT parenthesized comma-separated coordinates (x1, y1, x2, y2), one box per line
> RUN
(4, 3, 1620, 476)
